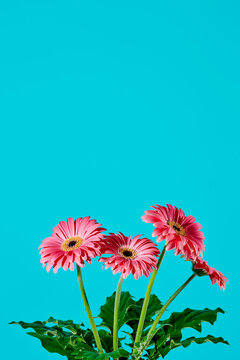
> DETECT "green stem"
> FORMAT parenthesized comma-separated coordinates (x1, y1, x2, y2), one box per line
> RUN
(77, 265, 103, 353)
(134, 245, 166, 348)
(135, 273, 197, 360)
(113, 275, 124, 352)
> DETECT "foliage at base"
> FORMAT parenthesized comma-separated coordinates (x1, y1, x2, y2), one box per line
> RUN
(10, 292, 228, 359)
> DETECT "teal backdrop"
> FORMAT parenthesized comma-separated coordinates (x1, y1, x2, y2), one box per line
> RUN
(1, 1, 239, 359)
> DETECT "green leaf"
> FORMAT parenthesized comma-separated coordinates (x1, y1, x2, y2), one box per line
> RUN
(10, 320, 51, 335)
(98, 291, 162, 340)
(10, 318, 95, 358)
(98, 329, 113, 353)
(143, 307, 228, 359)
(148, 335, 229, 359)
(10, 318, 88, 338)
(27, 332, 74, 357)
(181, 335, 229, 348)
(160, 307, 225, 343)
(163, 307, 225, 332)
(10, 317, 125, 358)
(98, 291, 135, 332)
(126, 295, 163, 335)
(46, 317, 82, 335)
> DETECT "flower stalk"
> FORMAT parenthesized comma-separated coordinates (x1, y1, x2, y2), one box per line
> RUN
(134, 245, 166, 348)
(134, 273, 197, 360)
(113, 275, 124, 352)
(77, 265, 103, 353)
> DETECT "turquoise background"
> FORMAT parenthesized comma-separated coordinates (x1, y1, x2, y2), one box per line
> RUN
(1, 1, 239, 359)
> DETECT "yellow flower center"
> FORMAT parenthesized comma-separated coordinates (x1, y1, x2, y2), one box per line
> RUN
(61, 236, 83, 251)
(119, 247, 137, 259)
(167, 221, 186, 236)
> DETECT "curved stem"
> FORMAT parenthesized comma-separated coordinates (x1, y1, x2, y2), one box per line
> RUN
(77, 265, 103, 353)
(135, 273, 197, 360)
(113, 275, 124, 352)
(134, 245, 166, 348)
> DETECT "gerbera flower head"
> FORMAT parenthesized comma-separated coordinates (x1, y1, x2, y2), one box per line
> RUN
(39, 217, 105, 273)
(192, 257, 228, 290)
(142, 204, 205, 260)
(99, 232, 160, 279)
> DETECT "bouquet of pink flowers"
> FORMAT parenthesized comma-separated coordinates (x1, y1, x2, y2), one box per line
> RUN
(11, 204, 228, 359)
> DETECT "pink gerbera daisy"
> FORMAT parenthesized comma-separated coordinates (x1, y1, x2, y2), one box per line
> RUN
(192, 257, 228, 290)
(142, 204, 205, 260)
(99, 232, 160, 279)
(39, 217, 105, 273)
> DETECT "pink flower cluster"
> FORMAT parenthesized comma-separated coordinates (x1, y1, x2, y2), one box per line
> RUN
(39, 204, 227, 289)
(193, 257, 228, 290)
(142, 204, 204, 260)
(99, 233, 160, 279)
(142, 204, 227, 290)
(39, 217, 105, 273)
